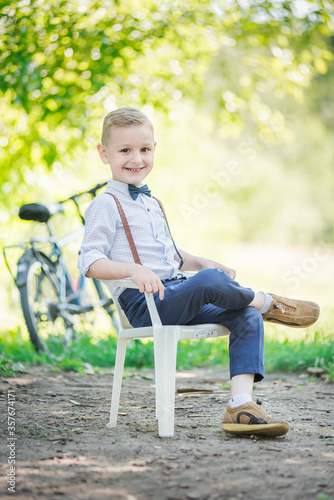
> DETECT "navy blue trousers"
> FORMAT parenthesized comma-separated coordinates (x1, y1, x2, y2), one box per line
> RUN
(119, 268, 264, 382)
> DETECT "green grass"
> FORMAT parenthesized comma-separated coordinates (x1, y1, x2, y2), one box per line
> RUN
(0, 321, 333, 381)
(264, 332, 334, 375)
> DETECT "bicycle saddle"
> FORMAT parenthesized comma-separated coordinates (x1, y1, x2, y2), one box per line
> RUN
(19, 203, 65, 223)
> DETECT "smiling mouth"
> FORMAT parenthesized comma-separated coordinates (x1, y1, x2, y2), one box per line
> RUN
(125, 167, 145, 172)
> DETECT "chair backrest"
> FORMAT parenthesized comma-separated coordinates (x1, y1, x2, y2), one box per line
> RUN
(100, 280, 133, 331)
(114, 299, 133, 331)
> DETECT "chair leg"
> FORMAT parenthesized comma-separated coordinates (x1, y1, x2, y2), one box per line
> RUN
(108, 337, 127, 428)
(153, 326, 178, 437)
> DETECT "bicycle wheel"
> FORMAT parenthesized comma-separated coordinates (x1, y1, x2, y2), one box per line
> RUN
(17, 250, 69, 352)
(17, 250, 106, 353)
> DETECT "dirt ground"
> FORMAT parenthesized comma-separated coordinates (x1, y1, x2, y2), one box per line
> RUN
(0, 365, 333, 500)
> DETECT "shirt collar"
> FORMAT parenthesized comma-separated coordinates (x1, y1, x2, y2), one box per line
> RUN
(106, 179, 149, 197)
(106, 179, 131, 196)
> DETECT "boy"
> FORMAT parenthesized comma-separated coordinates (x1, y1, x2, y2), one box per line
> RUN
(78, 106, 319, 437)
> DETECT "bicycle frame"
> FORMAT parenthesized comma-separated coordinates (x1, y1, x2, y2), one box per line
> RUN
(32, 220, 113, 318)
(3, 181, 113, 322)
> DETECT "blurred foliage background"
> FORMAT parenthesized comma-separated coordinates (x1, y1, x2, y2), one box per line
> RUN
(1, 0, 333, 340)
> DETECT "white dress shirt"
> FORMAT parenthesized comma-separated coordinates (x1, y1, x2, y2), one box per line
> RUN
(78, 180, 180, 298)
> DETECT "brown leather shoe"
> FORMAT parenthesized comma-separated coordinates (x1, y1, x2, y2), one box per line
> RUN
(262, 294, 320, 328)
(222, 400, 289, 437)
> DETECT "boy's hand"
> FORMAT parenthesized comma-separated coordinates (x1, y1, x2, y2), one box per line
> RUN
(175, 250, 236, 280)
(219, 265, 236, 280)
(130, 265, 165, 300)
(202, 259, 236, 280)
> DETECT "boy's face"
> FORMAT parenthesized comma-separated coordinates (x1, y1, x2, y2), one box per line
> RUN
(97, 124, 156, 186)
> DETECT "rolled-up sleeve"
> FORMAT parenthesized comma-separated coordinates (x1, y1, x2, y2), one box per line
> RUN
(78, 194, 117, 276)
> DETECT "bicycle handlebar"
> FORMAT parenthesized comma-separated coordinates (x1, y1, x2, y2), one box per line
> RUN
(58, 181, 108, 224)
(59, 181, 108, 204)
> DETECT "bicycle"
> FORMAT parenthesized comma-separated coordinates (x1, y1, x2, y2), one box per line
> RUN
(3, 182, 117, 354)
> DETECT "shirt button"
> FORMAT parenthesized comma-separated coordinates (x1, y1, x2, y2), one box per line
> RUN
(147, 208, 150, 212)
(164, 256, 168, 261)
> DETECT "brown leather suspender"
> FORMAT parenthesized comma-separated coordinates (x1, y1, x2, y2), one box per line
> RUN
(106, 193, 142, 265)
(105, 192, 184, 269)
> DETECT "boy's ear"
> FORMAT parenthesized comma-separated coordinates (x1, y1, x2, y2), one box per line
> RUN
(97, 143, 109, 164)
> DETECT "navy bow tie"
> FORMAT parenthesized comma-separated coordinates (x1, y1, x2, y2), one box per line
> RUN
(128, 184, 152, 200)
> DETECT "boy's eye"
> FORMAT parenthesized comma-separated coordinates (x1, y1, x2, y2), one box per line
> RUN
(119, 147, 151, 153)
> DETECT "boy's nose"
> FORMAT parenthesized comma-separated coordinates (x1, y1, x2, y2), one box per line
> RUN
(130, 151, 142, 165)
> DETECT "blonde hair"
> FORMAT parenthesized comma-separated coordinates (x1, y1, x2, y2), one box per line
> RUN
(101, 106, 154, 145)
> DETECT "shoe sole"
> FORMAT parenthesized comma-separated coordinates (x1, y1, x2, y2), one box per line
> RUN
(222, 422, 289, 437)
(263, 316, 319, 328)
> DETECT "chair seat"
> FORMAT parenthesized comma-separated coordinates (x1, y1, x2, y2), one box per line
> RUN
(115, 321, 227, 340)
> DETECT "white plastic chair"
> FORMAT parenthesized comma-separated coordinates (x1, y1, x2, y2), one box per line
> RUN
(100, 276, 230, 437)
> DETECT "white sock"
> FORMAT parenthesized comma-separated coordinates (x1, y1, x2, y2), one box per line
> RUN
(259, 292, 273, 314)
(229, 393, 252, 408)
